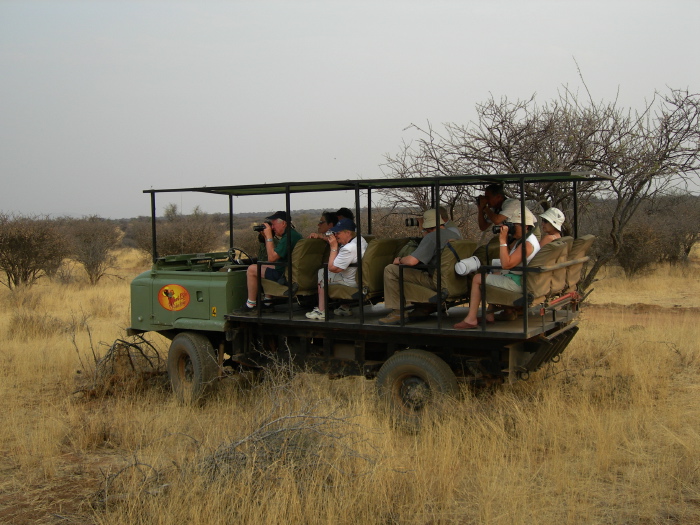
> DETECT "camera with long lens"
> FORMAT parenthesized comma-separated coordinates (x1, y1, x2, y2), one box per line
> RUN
(492, 221, 515, 234)
(405, 217, 420, 227)
(253, 221, 272, 232)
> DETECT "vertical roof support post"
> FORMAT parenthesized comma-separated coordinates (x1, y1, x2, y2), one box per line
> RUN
(285, 185, 293, 320)
(228, 195, 234, 250)
(434, 180, 442, 328)
(323, 263, 330, 323)
(366, 188, 372, 235)
(355, 183, 365, 324)
(520, 177, 528, 335)
(572, 180, 579, 238)
(150, 192, 158, 263)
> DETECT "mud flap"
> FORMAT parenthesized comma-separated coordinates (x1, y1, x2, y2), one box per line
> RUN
(524, 324, 579, 373)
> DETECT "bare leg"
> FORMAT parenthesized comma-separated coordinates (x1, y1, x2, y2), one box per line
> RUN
(461, 273, 494, 324)
(246, 264, 273, 302)
(317, 282, 325, 312)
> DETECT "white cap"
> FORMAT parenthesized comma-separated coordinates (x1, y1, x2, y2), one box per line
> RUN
(508, 207, 536, 227)
(501, 200, 536, 226)
(540, 207, 565, 232)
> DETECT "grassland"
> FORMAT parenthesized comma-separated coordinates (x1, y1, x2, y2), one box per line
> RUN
(1, 248, 699, 524)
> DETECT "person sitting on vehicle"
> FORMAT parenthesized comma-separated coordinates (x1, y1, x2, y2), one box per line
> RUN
(415, 206, 462, 236)
(440, 206, 462, 238)
(454, 207, 540, 329)
(379, 209, 461, 325)
(336, 207, 355, 222)
(308, 211, 338, 239)
(476, 183, 518, 232)
(306, 218, 368, 320)
(256, 230, 280, 261)
(539, 207, 565, 247)
(236, 211, 302, 315)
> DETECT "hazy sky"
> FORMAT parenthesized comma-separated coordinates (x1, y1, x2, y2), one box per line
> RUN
(1, 1, 698, 219)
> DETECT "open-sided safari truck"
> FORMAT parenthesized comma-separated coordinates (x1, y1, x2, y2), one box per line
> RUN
(128, 171, 609, 422)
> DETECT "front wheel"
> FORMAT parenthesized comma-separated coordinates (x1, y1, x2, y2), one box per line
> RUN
(376, 349, 458, 427)
(167, 332, 219, 404)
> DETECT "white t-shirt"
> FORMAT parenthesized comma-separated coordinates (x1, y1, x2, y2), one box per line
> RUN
(507, 234, 541, 275)
(333, 235, 368, 282)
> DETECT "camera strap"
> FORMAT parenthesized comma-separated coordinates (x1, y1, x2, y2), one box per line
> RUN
(445, 241, 460, 260)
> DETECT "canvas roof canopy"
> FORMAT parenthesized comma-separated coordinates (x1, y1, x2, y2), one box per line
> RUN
(143, 171, 612, 197)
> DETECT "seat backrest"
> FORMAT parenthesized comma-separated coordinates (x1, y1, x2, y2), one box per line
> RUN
(394, 237, 419, 258)
(566, 234, 596, 292)
(550, 236, 574, 295)
(521, 240, 568, 298)
(473, 236, 501, 266)
(432, 239, 478, 299)
(290, 238, 329, 292)
(359, 238, 403, 294)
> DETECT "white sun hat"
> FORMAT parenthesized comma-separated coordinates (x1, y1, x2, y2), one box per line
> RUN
(540, 207, 566, 232)
(507, 206, 536, 227)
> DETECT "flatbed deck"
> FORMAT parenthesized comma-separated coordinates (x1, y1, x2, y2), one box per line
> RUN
(225, 304, 577, 341)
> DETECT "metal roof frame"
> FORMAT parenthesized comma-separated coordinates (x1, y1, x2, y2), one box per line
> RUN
(143, 171, 612, 197)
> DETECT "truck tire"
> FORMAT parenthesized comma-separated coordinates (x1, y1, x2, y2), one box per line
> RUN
(376, 349, 458, 425)
(167, 332, 219, 404)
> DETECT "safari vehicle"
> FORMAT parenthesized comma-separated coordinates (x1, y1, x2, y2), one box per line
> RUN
(128, 171, 608, 421)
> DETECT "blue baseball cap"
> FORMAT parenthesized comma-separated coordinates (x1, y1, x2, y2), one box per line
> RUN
(329, 218, 356, 233)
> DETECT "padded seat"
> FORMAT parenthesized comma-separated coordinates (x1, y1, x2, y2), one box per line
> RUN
(328, 238, 407, 302)
(473, 236, 501, 266)
(484, 239, 569, 307)
(400, 239, 478, 305)
(261, 238, 329, 297)
(565, 234, 596, 293)
(550, 236, 574, 295)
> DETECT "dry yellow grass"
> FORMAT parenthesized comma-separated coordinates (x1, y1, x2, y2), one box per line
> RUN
(1, 249, 699, 524)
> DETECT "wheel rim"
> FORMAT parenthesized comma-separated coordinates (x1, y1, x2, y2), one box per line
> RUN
(393, 374, 431, 413)
(177, 354, 194, 387)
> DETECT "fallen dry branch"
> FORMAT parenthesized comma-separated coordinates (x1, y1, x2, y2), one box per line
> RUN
(74, 335, 166, 398)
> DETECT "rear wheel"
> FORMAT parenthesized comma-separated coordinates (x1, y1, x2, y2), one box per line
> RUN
(167, 332, 219, 404)
(376, 349, 458, 427)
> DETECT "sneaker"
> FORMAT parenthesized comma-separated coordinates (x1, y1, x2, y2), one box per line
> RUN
(261, 302, 276, 313)
(408, 305, 437, 320)
(233, 303, 258, 316)
(378, 310, 408, 326)
(305, 307, 325, 320)
(333, 305, 353, 317)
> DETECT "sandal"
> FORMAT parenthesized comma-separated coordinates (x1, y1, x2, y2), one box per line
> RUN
(453, 320, 479, 330)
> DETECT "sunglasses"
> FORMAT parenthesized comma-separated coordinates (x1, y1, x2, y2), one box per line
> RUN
(318, 220, 327, 225)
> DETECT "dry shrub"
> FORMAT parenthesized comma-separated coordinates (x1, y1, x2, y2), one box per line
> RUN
(7, 310, 65, 341)
(63, 216, 122, 285)
(3, 286, 43, 310)
(0, 213, 69, 289)
(74, 337, 166, 399)
(52, 259, 81, 285)
(87, 294, 119, 319)
(230, 228, 261, 261)
(128, 213, 226, 258)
